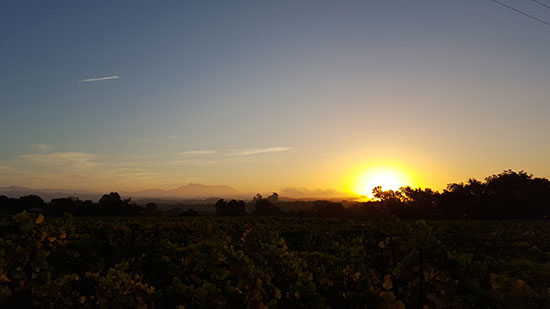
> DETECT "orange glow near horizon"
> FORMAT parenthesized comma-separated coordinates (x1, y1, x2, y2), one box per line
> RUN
(349, 163, 414, 198)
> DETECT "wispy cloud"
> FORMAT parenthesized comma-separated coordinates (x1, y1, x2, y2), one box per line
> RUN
(169, 159, 221, 166)
(18, 152, 100, 169)
(127, 138, 150, 144)
(1, 151, 195, 191)
(180, 150, 216, 156)
(30, 143, 52, 152)
(228, 147, 294, 156)
(80, 75, 120, 82)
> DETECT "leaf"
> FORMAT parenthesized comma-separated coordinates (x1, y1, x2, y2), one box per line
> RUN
(489, 273, 504, 290)
(35, 214, 44, 224)
(379, 291, 405, 309)
(383, 275, 393, 290)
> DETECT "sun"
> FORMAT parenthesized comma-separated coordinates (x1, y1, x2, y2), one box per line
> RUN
(352, 165, 410, 198)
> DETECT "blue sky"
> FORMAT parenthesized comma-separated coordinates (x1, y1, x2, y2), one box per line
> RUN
(1, 0, 549, 195)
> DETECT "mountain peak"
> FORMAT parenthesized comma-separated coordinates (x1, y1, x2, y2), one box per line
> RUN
(132, 183, 240, 198)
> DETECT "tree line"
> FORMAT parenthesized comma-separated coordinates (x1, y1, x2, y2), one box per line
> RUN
(1, 170, 549, 219)
(365, 169, 550, 219)
(212, 170, 550, 219)
(0, 192, 142, 217)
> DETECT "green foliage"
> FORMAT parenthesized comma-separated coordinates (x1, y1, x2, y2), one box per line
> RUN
(1, 214, 549, 307)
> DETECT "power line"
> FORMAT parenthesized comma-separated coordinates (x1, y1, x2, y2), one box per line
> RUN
(490, 0, 550, 28)
(531, 0, 550, 10)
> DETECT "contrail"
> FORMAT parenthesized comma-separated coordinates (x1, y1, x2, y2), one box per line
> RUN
(228, 147, 294, 156)
(80, 75, 120, 82)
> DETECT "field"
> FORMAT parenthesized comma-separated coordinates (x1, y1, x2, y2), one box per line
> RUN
(1, 213, 549, 308)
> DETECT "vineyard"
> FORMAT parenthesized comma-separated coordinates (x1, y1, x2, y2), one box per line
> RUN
(1, 213, 549, 308)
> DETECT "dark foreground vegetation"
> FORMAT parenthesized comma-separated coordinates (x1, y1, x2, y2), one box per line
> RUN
(1, 215, 549, 308)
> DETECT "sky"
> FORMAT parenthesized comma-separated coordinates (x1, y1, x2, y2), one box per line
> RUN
(1, 0, 549, 196)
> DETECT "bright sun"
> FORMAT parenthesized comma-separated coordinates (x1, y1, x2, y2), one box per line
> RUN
(353, 166, 410, 198)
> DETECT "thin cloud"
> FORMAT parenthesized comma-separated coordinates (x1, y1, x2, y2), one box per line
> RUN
(127, 138, 149, 144)
(18, 152, 100, 169)
(180, 150, 216, 156)
(80, 75, 120, 82)
(228, 147, 294, 156)
(30, 143, 52, 152)
(169, 159, 221, 166)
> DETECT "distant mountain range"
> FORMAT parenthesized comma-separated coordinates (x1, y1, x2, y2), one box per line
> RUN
(0, 186, 103, 202)
(0, 184, 243, 201)
(123, 183, 242, 199)
(0, 184, 358, 202)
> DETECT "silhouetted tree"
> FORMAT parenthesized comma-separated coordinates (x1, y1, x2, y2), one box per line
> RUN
(313, 201, 346, 217)
(98, 192, 138, 216)
(253, 198, 282, 216)
(371, 187, 412, 216)
(228, 200, 246, 216)
(215, 199, 227, 215)
(184, 208, 199, 217)
(438, 179, 484, 219)
(48, 197, 78, 217)
(0, 195, 45, 215)
(400, 187, 438, 218)
(72, 199, 96, 217)
(145, 202, 158, 216)
(267, 192, 279, 203)
(177, 208, 199, 217)
(0, 195, 21, 214)
(19, 195, 45, 211)
(215, 199, 246, 216)
(372, 187, 404, 203)
(436, 170, 550, 219)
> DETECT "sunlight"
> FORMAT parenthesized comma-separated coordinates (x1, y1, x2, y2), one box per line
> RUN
(352, 165, 411, 198)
